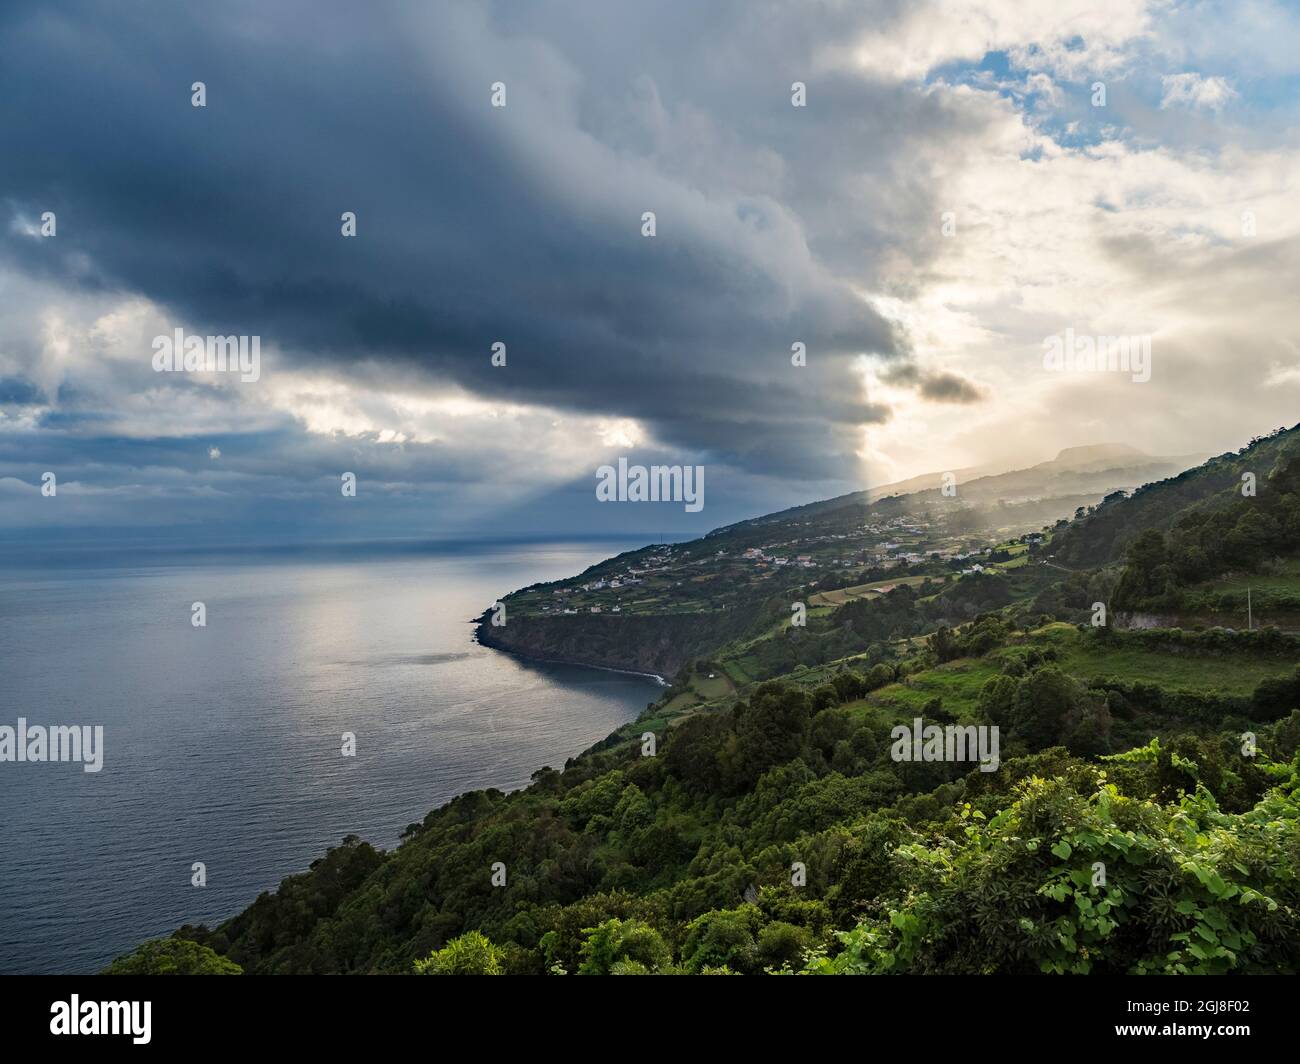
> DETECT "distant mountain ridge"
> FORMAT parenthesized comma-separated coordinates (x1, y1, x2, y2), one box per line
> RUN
(722, 443, 1204, 533)
(868, 443, 1202, 499)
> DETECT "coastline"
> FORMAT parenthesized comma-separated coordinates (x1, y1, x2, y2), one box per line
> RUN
(473, 620, 672, 686)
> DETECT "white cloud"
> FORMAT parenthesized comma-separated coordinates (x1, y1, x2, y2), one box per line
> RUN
(853, 64, 1300, 475)
(829, 0, 1156, 81)
(1160, 72, 1237, 111)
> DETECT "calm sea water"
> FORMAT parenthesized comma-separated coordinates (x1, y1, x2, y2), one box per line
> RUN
(0, 540, 666, 974)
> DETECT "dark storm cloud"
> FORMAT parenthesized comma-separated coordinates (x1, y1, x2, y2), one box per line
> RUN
(0, 0, 935, 480)
(917, 371, 987, 403)
(881, 362, 987, 403)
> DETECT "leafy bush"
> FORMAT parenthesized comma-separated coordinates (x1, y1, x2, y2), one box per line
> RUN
(801, 764, 1300, 975)
(413, 931, 504, 975)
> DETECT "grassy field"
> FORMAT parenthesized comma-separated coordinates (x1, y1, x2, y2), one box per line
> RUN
(984, 540, 1032, 572)
(1178, 559, 1300, 624)
(692, 670, 735, 700)
(651, 665, 738, 717)
(860, 659, 1002, 722)
(1032, 624, 1293, 695)
(809, 574, 944, 607)
(1058, 643, 1290, 695)
(1200, 557, 1300, 590)
(846, 622, 1294, 731)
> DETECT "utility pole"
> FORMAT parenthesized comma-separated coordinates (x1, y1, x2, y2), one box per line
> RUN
(1248, 587, 1253, 631)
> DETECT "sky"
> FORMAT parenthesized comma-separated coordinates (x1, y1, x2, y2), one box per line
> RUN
(1, 0, 1298, 545)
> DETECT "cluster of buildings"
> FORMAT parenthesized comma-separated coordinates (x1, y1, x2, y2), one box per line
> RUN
(530, 549, 688, 616)
(739, 547, 817, 568)
(577, 574, 643, 592)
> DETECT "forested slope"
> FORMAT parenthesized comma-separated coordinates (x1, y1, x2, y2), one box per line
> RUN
(107, 430, 1300, 975)
(1050, 424, 1298, 570)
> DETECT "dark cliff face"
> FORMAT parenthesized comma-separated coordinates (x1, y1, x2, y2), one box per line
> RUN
(475, 611, 747, 679)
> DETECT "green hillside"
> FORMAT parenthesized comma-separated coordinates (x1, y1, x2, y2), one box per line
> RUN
(1049, 424, 1299, 570)
(107, 428, 1300, 976)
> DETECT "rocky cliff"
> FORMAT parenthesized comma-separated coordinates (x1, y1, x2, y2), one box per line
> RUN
(475, 610, 750, 679)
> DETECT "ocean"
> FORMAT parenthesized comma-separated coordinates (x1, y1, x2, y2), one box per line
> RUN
(0, 539, 667, 974)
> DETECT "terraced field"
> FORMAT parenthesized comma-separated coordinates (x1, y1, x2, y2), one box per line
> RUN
(809, 574, 945, 606)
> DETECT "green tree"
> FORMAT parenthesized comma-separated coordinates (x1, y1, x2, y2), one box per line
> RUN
(102, 938, 242, 975)
(930, 626, 960, 663)
(682, 906, 763, 973)
(1011, 666, 1079, 748)
(577, 918, 670, 975)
